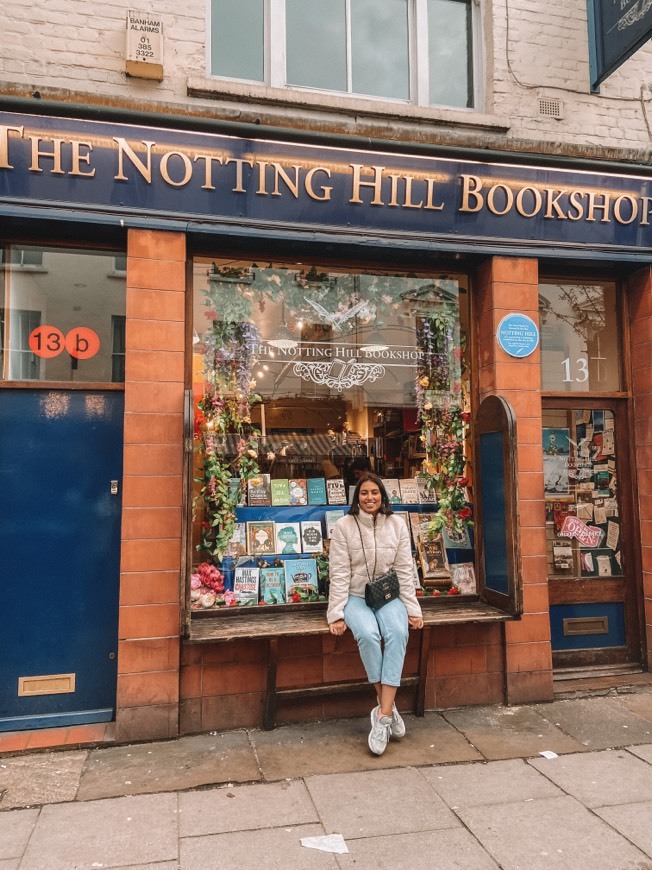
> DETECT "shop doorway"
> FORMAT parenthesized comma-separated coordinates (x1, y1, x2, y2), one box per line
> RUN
(0, 389, 124, 731)
(543, 400, 642, 672)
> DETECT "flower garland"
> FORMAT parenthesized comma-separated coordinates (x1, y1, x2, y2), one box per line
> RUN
(415, 310, 472, 538)
(196, 282, 262, 560)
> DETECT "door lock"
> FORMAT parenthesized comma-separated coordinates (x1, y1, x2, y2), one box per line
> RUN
(110, 480, 119, 495)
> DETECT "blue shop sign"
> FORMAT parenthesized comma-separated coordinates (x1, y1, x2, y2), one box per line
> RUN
(588, 0, 652, 91)
(496, 314, 540, 358)
(0, 110, 652, 258)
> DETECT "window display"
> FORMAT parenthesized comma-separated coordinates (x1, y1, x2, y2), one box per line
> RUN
(191, 258, 474, 610)
(543, 408, 622, 581)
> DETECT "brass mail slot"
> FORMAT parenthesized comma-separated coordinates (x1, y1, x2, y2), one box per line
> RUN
(562, 616, 609, 637)
(18, 673, 76, 697)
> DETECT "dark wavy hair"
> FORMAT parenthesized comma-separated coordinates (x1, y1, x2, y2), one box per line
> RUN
(348, 472, 393, 517)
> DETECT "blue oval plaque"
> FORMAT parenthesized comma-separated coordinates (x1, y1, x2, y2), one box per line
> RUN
(496, 313, 539, 358)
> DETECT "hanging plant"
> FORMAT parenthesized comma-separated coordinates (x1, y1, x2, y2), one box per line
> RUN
(196, 302, 262, 559)
(415, 305, 472, 538)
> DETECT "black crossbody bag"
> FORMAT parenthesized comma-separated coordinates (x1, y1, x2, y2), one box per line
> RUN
(354, 517, 400, 611)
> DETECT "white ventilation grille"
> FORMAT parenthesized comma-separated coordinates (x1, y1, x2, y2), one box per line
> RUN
(538, 98, 564, 120)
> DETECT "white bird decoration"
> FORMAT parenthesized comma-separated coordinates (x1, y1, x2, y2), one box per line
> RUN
(303, 297, 367, 331)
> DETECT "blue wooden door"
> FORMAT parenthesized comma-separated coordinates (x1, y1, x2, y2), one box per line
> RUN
(0, 390, 123, 731)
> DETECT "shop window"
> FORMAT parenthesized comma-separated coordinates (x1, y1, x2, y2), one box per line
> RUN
(539, 281, 620, 392)
(543, 409, 622, 583)
(0, 245, 126, 384)
(191, 258, 474, 611)
(210, 0, 477, 109)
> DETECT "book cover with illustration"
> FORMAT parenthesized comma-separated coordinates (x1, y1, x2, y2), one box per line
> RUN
(284, 558, 319, 601)
(418, 534, 451, 582)
(442, 523, 472, 550)
(409, 512, 436, 547)
(259, 566, 286, 605)
(307, 477, 328, 505)
(275, 521, 302, 554)
(382, 479, 402, 504)
(229, 477, 245, 507)
(398, 478, 419, 504)
(233, 566, 260, 604)
(247, 474, 272, 507)
(326, 478, 347, 505)
(288, 478, 308, 506)
(324, 509, 345, 538)
(227, 522, 247, 557)
(270, 478, 290, 506)
(300, 520, 324, 553)
(246, 520, 276, 556)
(450, 562, 477, 594)
(416, 476, 438, 504)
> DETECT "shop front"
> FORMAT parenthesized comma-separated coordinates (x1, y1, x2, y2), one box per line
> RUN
(0, 106, 650, 744)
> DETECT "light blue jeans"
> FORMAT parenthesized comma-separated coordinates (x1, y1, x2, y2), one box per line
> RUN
(343, 595, 409, 687)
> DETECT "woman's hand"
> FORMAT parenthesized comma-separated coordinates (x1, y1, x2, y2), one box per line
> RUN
(408, 616, 424, 630)
(329, 619, 347, 636)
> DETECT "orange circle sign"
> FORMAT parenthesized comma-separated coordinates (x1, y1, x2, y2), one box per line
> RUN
(28, 325, 65, 358)
(65, 327, 100, 359)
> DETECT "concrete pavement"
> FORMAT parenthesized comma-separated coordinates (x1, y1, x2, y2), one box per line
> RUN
(2, 686, 652, 869)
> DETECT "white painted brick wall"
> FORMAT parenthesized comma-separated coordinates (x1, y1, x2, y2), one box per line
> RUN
(0, 0, 650, 153)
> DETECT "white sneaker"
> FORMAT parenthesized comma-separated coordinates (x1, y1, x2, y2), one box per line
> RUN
(368, 706, 392, 755)
(390, 704, 406, 738)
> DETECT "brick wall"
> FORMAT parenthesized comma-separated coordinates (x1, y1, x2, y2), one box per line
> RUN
(628, 266, 652, 671)
(0, 0, 650, 150)
(474, 256, 554, 704)
(116, 229, 186, 742)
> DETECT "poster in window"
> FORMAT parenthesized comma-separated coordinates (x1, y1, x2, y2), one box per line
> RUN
(543, 427, 570, 494)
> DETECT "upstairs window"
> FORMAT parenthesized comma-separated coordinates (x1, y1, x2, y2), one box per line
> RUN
(210, 0, 477, 110)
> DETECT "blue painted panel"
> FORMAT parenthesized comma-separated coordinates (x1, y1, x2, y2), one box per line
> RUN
(479, 431, 509, 595)
(0, 390, 123, 730)
(550, 602, 626, 650)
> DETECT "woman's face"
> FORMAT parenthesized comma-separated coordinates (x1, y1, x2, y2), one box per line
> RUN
(358, 481, 382, 516)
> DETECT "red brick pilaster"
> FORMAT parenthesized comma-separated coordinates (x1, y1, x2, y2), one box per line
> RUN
(628, 265, 652, 670)
(116, 229, 186, 741)
(475, 257, 554, 704)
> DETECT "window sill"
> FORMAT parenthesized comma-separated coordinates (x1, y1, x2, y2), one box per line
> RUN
(186, 77, 511, 135)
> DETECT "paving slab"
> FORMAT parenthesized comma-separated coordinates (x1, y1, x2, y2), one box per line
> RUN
(0, 861, 20, 870)
(305, 767, 458, 839)
(77, 731, 260, 801)
(442, 705, 586, 760)
(626, 743, 652, 764)
(618, 691, 652, 723)
(421, 758, 563, 807)
(0, 807, 39, 858)
(19, 792, 179, 870)
(0, 750, 87, 810)
(529, 748, 652, 808)
(179, 823, 337, 870)
(252, 713, 479, 781)
(178, 779, 317, 837)
(457, 794, 649, 870)
(533, 696, 652, 749)
(594, 801, 652, 856)
(336, 828, 501, 870)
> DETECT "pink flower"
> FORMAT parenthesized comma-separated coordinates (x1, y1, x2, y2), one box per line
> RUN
(191, 574, 201, 589)
(223, 590, 236, 607)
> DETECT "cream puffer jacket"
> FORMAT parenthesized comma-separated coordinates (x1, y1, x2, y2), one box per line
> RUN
(326, 510, 423, 624)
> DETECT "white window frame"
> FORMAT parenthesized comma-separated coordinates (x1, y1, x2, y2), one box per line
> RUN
(209, 0, 481, 110)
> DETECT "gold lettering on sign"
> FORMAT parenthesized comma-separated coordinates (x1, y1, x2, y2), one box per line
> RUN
(69, 140, 95, 177)
(114, 138, 154, 182)
(304, 166, 332, 201)
(0, 125, 24, 169)
(194, 153, 224, 190)
(516, 186, 543, 217)
(225, 157, 254, 193)
(349, 164, 385, 205)
(613, 194, 638, 224)
(567, 190, 585, 221)
(486, 183, 513, 215)
(544, 188, 568, 220)
(641, 197, 652, 226)
(29, 136, 65, 174)
(586, 191, 612, 222)
(159, 150, 193, 187)
(459, 174, 484, 213)
(424, 177, 445, 211)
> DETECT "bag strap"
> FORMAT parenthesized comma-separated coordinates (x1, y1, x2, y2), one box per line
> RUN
(354, 516, 377, 582)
